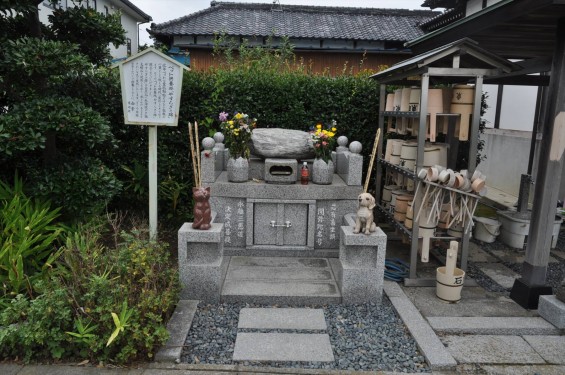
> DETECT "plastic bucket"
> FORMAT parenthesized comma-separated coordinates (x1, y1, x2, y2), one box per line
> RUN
(473, 216, 500, 243)
(436, 266, 465, 303)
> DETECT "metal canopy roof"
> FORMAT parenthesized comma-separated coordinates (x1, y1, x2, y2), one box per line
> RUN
(370, 38, 519, 85)
(408, 0, 565, 61)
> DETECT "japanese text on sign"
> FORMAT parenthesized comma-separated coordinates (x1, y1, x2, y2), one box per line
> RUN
(119, 49, 183, 126)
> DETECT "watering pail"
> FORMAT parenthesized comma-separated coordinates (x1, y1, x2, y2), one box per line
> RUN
(473, 217, 500, 243)
(436, 266, 465, 303)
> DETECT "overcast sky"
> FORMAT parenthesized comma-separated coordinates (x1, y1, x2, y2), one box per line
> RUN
(133, 0, 432, 45)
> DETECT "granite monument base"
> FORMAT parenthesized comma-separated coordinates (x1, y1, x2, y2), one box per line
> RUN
(337, 224, 387, 304)
(178, 222, 227, 303)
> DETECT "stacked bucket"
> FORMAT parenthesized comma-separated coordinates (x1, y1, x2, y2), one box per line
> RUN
(383, 84, 475, 141)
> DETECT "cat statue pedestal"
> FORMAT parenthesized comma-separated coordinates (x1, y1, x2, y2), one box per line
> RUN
(178, 220, 227, 303)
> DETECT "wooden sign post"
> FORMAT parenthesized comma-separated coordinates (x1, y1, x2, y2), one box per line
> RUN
(115, 48, 188, 240)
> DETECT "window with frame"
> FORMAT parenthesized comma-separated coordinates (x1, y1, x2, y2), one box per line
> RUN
(43, 0, 67, 9)
(127, 38, 132, 56)
(104, 5, 109, 15)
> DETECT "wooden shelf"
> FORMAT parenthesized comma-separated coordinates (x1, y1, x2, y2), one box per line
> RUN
(378, 158, 416, 178)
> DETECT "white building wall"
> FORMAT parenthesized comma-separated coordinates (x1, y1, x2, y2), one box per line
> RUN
(38, 0, 147, 60)
(482, 84, 537, 131)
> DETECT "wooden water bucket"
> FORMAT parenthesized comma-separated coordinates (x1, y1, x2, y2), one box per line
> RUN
(440, 87, 453, 134)
(385, 93, 396, 133)
(389, 139, 403, 165)
(423, 146, 441, 167)
(409, 88, 421, 112)
(391, 189, 410, 212)
(393, 88, 402, 111)
(394, 194, 414, 222)
(382, 184, 399, 208)
(426, 89, 444, 142)
(400, 141, 417, 171)
(400, 88, 412, 133)
(405, 201, 414, 229)
(450, 85, 474, 141)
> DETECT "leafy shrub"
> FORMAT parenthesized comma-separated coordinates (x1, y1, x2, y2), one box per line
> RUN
(28, 157, 122, 221)
(0, 176, 66, 300)
(0, 224, 180, 364)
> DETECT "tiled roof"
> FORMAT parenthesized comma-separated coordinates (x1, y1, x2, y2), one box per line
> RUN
(150, 2, 439, 42)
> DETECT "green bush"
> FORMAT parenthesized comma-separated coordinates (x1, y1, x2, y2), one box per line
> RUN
(0, 225, 180, 364)
(0, 176, 66, 300)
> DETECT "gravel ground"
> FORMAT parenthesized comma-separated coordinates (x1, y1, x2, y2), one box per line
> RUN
(467, 226, 565, 291)
(181, 298, 430, 373)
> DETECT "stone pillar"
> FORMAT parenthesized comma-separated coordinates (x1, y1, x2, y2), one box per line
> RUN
(337, 225, 387, 304)
(201, 137, 217, 183)
(178, 222, 227, 303)
(510, 18, 565, 309)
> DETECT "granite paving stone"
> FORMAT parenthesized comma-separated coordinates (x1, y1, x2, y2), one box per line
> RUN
(427, 316, 560, 335)
(476, 262, 520, 289)
(238, 308, 327, 330)
(479, 365, 565, 375)
(384, 282, 457, 370)
(232, 332, 334, 362)
(491, 249, 560, 264)
(523, 335, 565, 364)
(441, 335, 546, 364)
(402, 286, 535, 317)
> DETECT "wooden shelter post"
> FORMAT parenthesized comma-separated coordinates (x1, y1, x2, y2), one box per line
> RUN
(510, 17, 565, 309)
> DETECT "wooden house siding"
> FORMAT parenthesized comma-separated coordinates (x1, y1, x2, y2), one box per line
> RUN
(185, 48, 407, 75)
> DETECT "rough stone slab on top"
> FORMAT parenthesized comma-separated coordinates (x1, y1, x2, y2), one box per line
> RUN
(233, 332, 334, 362)
(250, 128, 315, 159)
(441, 335, 545, 364)
(238, 308, 327, 330)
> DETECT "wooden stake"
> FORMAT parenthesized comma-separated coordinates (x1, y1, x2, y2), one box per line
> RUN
(188, 122, 199, 187)
(195, 121, 201, 188)
(364, 128, 381, 193)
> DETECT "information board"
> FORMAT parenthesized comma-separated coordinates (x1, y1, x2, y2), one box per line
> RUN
(118, 48, 186, 126)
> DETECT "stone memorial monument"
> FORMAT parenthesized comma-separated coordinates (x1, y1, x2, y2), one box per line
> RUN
(178, 128, 387, 303)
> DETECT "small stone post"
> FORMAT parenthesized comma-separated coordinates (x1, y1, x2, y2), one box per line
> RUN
(178, 222, 227, 303)
(338, 223, 387, 304)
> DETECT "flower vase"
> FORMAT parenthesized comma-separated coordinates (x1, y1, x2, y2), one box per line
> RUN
(312, 158, 334, 185)
(227, 156, 249, 182)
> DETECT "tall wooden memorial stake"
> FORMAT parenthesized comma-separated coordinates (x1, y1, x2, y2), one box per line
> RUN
(115, 48, 188, 240)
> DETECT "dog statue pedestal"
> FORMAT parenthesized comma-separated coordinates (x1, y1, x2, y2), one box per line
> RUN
(336, 214, 387, 304)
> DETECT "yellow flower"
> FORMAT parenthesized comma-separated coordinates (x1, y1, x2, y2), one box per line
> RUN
(316, 123, 322, 129)
(228, 120, 234, 125)
(235, 113, 243, 119)
(229, 124, 234, 129)
(331, 127, 337, 132)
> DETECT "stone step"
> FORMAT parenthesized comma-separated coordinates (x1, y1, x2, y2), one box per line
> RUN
(221, 256, 341, 305)
(232, 332, 335, 362)
(238, 308, 327, 330)
(428, 316, 561, 335)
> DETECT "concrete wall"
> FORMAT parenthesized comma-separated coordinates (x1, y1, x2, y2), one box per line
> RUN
(483, 84, 538, 131)
(478, 128, 531, 196)
(479, 128, 565, 202)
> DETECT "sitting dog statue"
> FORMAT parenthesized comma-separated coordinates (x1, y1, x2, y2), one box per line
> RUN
(354, 192, 377, 235)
